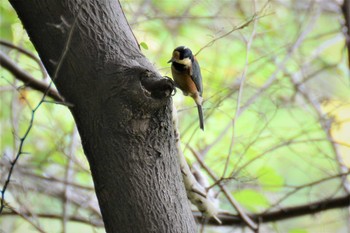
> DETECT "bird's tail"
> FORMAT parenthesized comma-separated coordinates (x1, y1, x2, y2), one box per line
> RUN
(197, 104, 204, 131)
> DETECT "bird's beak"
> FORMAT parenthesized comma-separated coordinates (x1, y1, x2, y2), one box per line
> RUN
(167, 58, 174, 63)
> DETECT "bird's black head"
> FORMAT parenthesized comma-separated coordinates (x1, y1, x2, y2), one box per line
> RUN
(174, 46, 193, 60)
(168, 46, 194, 64)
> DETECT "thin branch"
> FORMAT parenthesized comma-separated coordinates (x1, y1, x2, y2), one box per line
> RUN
(195, 1, 271, 56)
(233, 138, 324, 176)
(62, 127, 78, 233)
(1, 210, 104, 227)
(0, 39, 47, 79)
(264, 170, 350, 213)
(0, 50, 65, 103)
(193, 193, 350, 225)
(0, 163, 94, 191)
(342, 0, 350, 68)
(189, 146, 258, 231)
(0, 14, 78, 214)
(0, 101, 36, 214)
(3, 201, 47, 233)
(238, 6, 321, 116)
(287, 69, 350, 194)
(222, 0, 258, 178)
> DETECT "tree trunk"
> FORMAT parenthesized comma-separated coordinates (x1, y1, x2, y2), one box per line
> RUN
(9, 0, 197, 232)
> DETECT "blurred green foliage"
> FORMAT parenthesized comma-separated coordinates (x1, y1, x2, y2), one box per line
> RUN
(1, 0, 349, 233)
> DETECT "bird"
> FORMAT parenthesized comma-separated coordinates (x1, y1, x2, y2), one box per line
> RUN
(168, 46, 204, 130)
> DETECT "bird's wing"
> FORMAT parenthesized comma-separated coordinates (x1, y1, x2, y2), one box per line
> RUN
(191, 59, 203, 95)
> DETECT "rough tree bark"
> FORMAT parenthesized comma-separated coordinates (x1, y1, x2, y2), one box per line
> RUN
(9, 0, 197, 232)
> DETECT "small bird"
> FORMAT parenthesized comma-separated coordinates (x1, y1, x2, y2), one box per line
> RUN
(168, 46, 204, 130)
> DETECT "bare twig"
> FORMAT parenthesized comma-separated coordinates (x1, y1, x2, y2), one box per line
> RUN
(62, 127, 78, 233)
(233, 138, 338, 176)
(0, 39, 47, 79)
(193, 193, 350, 225)
(238, 6, 321, 116)
(287, 70, 350, 194)
(222, 0, 259, 178)
(264, 170, 350, 213)
(0, 15, 77, 214)
(190, 146, 258, 231)
(0, 50, 65, 103)
(2, 208, 103, 227)
(4, 201, 47, 233)
(341, 0, 350, 68)
(195, 1, 271, 56)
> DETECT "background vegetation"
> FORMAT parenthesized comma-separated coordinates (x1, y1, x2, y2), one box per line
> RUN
(1, 0, 349, 232)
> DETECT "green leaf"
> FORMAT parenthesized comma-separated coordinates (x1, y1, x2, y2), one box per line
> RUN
(257, 166, 284, 191)
(140, 42, 148, 50)
(233, 189, 269, 212)
(288, 229, 308, 233)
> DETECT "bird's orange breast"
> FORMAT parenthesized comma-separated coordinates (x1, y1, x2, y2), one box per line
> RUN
(172, 69, 198, 96)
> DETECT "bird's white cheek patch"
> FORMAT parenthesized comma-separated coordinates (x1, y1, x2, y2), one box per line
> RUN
(175, 57, 192, 67)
